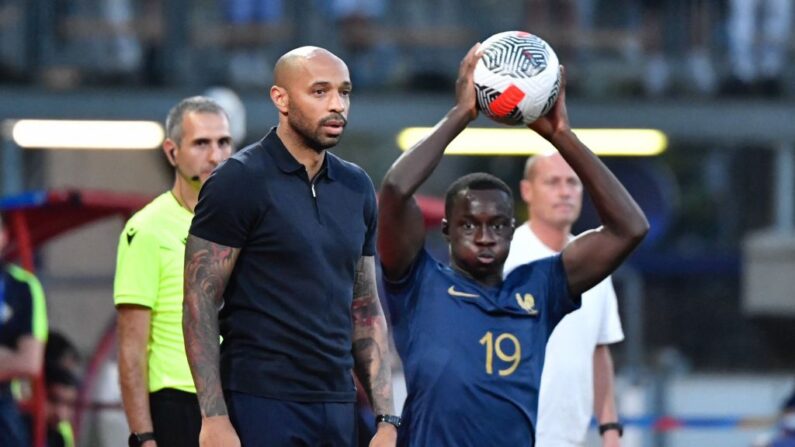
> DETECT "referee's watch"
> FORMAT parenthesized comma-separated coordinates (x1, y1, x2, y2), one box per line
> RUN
(375, 414, 402, 428)
(128, 432, 156, 447)
(598, 422, 624, 437)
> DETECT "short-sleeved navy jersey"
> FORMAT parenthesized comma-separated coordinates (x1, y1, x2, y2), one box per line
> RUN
(0, 271, 32, 350)
(1, 263, 47, 392)
(190, 128, 378, 402)
(383, 250, 580, 446)
(1, 264, 46, 349)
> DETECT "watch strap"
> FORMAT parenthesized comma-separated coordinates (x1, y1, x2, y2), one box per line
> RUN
(598, 422, 623, 437)
(375, 414, 402, 428)
(129, 432, 156, 447)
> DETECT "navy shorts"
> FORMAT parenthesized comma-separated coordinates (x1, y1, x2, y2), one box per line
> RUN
(227, 391, 356, 446)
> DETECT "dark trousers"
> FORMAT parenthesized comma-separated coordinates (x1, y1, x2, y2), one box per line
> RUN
(150, 388, 201, 447)
(0, 392, 28, 447)
(227, 391, 356, 447)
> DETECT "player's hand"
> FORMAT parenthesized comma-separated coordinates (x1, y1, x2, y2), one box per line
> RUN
(602, 429, 621, 447)
(455, 42, 483, 121)
(369, 423, 398, 447)
(528, 65, 571, 141)
(199, 415, 241, 447)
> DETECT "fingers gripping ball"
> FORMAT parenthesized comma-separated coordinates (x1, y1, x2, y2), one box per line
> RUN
(474, 31, 561, 125)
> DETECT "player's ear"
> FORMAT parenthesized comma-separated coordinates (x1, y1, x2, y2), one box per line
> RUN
(441, 219, 449, 239)
(507, 218, 516, 241)
(162, 139, 177, 167)
(520, 179, 533, 205)
(270, 86, 288, 113)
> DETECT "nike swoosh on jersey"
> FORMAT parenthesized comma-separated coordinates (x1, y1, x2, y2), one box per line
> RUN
(447, 286, 480, 298)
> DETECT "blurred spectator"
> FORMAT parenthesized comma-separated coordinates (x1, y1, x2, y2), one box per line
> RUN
(96, 0, 143, 82)
(39, 332, 80, 447)
(224, 0, 283, 25)
(524, 0, 581, 86)
(0, 1, 25, 81)
(223, 0, 284, 88)
(43, 366, 78, 447)
(329, 0, 392, 88)
(723, 0, 792, 97)
(137, 0, 164, 86)
(0, 214, 48, 446)
(641, 0, 717, 97)
(45, 331, 81, 376)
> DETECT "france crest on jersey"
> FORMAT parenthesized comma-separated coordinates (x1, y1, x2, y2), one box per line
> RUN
(383, 249, 580, 446)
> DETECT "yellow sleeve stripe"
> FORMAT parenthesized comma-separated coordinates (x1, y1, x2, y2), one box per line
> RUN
(7, 264, 48, 342)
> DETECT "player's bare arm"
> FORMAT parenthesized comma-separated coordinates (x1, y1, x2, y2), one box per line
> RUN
(0, 335, 43, 381)
(182, 234, 239, 418)
(530, 67, 648, 295)
(593, 345, 621, 447)
(378, 43, 482, 280)
(352, 256, 394, 416)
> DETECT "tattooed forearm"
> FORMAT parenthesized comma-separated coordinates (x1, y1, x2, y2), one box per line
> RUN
(351, 256, 395, 416)
(353, 337, 393, 415)
(183, 234, 239, 417)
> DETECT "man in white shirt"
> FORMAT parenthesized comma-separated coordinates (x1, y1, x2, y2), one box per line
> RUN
(504, 153, 624, 447)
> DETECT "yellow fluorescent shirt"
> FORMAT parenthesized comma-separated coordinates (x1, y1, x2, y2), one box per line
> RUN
(114, 192, 195, 393)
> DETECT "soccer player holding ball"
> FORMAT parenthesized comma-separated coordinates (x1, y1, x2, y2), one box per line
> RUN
(377, 42, 648, 445)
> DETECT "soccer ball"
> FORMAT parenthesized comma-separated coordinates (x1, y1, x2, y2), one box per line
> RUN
(474, 31, 561, 126)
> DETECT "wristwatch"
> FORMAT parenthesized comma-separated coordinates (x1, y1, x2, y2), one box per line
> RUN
(598, 422, 624, 437)
(375, 414, 402, 428)
(128, 432, 156, 447)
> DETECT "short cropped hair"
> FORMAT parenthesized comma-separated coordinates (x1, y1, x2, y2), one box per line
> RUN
(45, 365, 79, 388)
(444, 173, 513, 217)
(165, 96, 229, 144)
(523, 155, 540, 181)
(45, 331, 80, 367)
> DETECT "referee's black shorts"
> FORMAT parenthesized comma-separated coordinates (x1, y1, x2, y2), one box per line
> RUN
(150, 388, 201, 447)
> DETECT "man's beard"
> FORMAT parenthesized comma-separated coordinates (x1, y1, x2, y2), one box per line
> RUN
(290, 113, 347, 153)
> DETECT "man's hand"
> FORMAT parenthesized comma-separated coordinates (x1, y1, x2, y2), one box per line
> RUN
(455, 42, 483, 121)
(199, 416, 240, 447)
(528, 65, 571, 141)
(369, 423, 398, 447)
(602, 429, 621, 447)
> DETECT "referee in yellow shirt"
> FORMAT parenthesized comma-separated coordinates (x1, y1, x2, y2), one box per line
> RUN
(114, 97, 233, 447)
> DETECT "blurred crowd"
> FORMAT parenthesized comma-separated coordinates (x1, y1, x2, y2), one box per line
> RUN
(0, 0, 791, 98)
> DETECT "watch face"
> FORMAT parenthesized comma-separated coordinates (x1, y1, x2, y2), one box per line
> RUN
(377, 414, 402, 427)
(128, 433, 139, 447)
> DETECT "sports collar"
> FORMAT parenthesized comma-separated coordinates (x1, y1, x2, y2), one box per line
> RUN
(264, 128, 336, 181)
